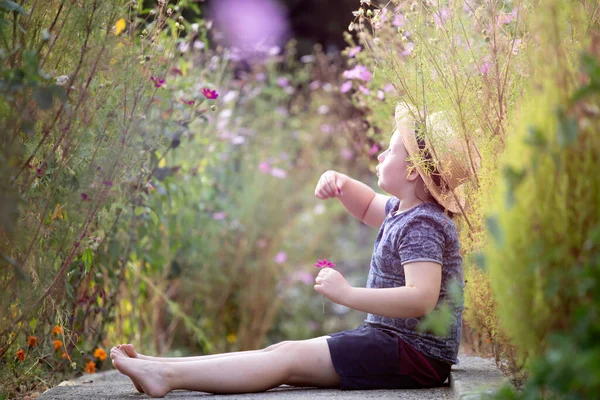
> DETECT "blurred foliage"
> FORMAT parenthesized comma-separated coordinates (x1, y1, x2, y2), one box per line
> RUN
(0, 0, 371, 397)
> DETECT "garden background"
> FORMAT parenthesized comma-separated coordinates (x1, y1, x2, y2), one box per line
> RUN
(1, 0, 599, 398)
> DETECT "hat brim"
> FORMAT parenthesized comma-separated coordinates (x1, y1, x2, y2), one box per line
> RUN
(395, 104, 468, 215)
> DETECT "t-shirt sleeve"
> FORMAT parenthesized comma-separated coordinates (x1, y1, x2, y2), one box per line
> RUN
(398, 214, 445, 266)
(384, 196, 399, 216)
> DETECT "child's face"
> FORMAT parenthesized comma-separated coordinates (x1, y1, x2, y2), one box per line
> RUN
(376, 130, 415, 194)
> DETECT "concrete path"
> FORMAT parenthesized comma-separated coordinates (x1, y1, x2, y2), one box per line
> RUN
(38, 355, 506, 399)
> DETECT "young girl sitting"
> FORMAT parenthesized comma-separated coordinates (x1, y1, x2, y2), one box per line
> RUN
(110, 103, 479, 397)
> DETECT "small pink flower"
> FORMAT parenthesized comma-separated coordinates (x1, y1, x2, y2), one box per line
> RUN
(348, 46, 362, 58)
(392, 14, 405, 27)
(358, 85, 370, 95)
(377, 90, 385, 100)
(383, 83, 395, 92)
(212, 212, 226, 220)
(369, 143, 380, 155)
(479, 62, 491, 75)
(293, 271, 314, 285)
(340, 81, 353, 93)
(274, 251, 287, 264)
(181, 98, 195, 105)
(276, 77, 289, 87)
(80, 193, 88, 201)
(202, 88, 219, 100)
(314, 259, 336, 268)
(170, 67, 183, 76)
(309, 80, 321, 91)
(258, 161, 271, 174)
(270, 167, 287, 179)
(150, 76, 165, 88)
(342, 65, 372, 82)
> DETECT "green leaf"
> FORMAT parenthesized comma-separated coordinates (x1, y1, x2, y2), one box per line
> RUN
(503, 165, 527, 208)
(81, 248, 93, 274)
(134, 206, 146, 216)
(149, 210, 159, 225)
(555, 106, 578, 148)
(0, 0, 27, 14)
(33, 86, 54, 109)
(524, 126, 547, 149)
(485, 215, 504, 247)
(29, 318, 37, 331)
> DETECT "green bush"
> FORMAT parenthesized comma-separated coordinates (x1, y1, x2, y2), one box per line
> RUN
(485, 1, 600, 396)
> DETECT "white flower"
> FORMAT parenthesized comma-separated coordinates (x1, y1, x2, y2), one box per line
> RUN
(56, 75, 69, 86)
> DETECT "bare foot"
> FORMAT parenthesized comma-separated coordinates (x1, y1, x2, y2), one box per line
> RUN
(110, 345, 144, 394)
(111, 349, 171, 398)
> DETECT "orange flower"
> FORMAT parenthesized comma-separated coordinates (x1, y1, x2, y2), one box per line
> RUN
(16, 349, 26, 361)
(27, 336, 38, 348)
(84, 360, 96, 374)
(52, 326, 63, 336)
(53, 340, 63, 351)
(61, 352, 69, 359)
(94, 348, 107, 361)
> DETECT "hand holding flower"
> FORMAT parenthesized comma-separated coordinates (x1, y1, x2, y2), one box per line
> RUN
(314, 267, 353, 305)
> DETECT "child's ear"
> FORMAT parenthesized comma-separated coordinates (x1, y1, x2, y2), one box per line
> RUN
(405, 162, 420, 182)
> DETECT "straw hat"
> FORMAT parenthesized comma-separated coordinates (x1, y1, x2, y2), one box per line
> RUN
(395, 103, 480, 215)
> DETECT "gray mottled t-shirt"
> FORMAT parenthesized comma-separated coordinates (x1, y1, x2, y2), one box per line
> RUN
(364, 197, 464, 365)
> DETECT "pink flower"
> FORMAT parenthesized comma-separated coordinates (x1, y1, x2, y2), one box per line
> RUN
(433, 7, 451, 29)
(358, 85, 370, 95)
(212, 212, 226, 220)
(401, 42, 415, 56)
(293, 271, 314, 285)
(270, 167, 287, 179)
(80, 193, 88, 201)
(340, 81, 353, 93)
(274, 251, 287, 264)
(377, 90, 385, 100)
(392, 14, 405, 27)
(202, 88, 219, 100)
(150, 76, 165, 88)
(276, 77, 289, 87)
(348, 46, 362, 58)
(181, 98, 195, 105)
(342, 65, 372, 82)
(258, 161, 271, 174)
(170, 67, 183, 76)
(309, 80, 321, 91)
(383, 83, 395, 92)
(479, 62, 491, 75)
(369, 143, 380, 155)
(314, 259, 336, 268)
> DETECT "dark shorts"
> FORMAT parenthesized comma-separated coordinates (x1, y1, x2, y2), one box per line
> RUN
(326, 324, 451, 390)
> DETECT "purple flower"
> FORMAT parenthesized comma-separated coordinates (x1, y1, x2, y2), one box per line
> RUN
(320, 124, 334, 134)
(401, 42, 415, 56)
(309, 80, 321, 91)
(276, 77, 289, 87)
(274, 251, 287, 264)
(150, 76, 165, 88)
(377, 90, 385, 100)
(340, 81, 353, 93)
(433, 7, 451, 29)
(258, 161, 271, 174)
(292, 271, 314, 285)
(392, 14, 405, 27)
(80, 193, 89, 201)
(348, 46, 362, 58)
(342, 65, 372, 82)
(479, 62, 491, 75)
(212, 212, 226, 220)
(383, 83, 395, 92)
(369, 143, 380, 155)
(210, 0, 290, 56)
(358, 85, 370, 95)
(270, 167, 287, 179)
(314, 259, 336, 268)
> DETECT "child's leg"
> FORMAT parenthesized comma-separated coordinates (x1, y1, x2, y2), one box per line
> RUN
(116, 335, 330, 362)
(111, 338, 340, 397)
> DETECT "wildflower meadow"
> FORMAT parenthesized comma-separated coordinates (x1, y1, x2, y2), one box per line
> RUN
(1, 0, 599, 398)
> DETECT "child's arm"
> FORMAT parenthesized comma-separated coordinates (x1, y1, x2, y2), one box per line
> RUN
(315, 171, 389, 227)
(315, 262, 442, 319)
